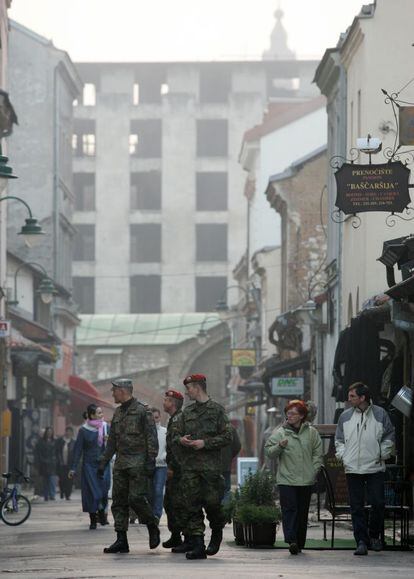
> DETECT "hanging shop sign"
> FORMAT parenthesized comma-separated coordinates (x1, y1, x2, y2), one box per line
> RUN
(399, 106, 414, 146)
(335, 161, 410, 214)
(231, 348, 256, 367)
(271, 376, 304, 397)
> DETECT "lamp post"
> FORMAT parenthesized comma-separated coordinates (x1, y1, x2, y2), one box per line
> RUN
(8, 261, 58, 307)
(196, 315, 221, 346)
(0, 196, 45, 247)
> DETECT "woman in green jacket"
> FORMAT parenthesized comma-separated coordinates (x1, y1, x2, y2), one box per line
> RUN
(265, 400, 323, 554)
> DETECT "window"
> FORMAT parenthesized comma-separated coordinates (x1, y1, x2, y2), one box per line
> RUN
(196, 224, 227, 261)
(195, 276, 227, 312)
(74, 173, 95, 211)
(130, 275, 161, 313)
(72, 277, 95, 313)
(131, 172, 161, 210)
(200, 67, 230, 103)
(130, 120, 162, 157)
(73, 120, 96, 157)
(130, 224, 161, 262)
(196, 120, 228, 157)
(196, 172, 227, 211)
(73, 224, 95, 261)
(83, 83, 96, 106)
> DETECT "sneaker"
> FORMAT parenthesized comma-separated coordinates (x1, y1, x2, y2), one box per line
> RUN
(289, 543, 299, 555)
(354, 541, 368, 556)
(370, 538, 383, 552)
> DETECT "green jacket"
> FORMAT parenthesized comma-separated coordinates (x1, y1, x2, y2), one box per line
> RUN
(166, 409, 182, 474)
(173, 398, 232, 473)
(265, 422, 323, 486)
(100, 398, 158, 470)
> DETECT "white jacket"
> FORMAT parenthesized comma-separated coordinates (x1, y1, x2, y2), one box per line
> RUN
(155, 424, 167, 467)
(335, 404, 395, 475)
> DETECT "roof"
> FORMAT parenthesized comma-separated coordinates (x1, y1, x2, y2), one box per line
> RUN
(243, 96, 326, 144)
(268, 144, 327, 184)
(77, 313, 222, 347)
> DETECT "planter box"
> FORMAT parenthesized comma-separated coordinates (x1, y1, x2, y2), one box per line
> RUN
(233, 521, 245, 545)
(242, 522, 277, 548)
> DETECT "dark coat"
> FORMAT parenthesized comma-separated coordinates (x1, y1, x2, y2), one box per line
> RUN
(35, 439, 57, 477)
(55, 437, 75, 470)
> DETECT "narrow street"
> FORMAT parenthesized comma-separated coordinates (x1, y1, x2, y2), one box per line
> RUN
(0, 492, 412, 578)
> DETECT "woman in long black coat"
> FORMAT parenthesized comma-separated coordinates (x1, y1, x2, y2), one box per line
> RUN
(35, 426, 57, 501)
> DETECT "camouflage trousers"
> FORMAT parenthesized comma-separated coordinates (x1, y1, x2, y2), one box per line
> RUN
(111, 467, 157, 532)
(180, 470, 226, 537)
(164, 474, 186, 535)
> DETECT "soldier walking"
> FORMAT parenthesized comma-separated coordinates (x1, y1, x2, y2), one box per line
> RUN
(174, 373, 232, 560)
(98, 379, 160, 554)
(161, 388, 186, 550)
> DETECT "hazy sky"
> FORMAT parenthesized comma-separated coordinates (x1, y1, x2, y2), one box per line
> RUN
(9, 0, 365, 62)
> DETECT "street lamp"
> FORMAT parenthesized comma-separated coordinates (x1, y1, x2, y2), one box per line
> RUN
(0, 195, 45, 247)
(9, 261, 58, 307)
(196, 315, 222, 345)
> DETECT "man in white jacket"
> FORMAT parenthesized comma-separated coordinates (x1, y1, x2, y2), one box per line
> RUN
(335, 382, 395, 556)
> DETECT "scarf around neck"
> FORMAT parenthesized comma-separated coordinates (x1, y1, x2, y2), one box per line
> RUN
(87, 419, 104, 446)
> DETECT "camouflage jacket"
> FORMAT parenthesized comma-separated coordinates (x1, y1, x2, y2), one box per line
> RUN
(166, 409, 182, 474)
(173, 398, 232, 473)
(100, 398, 158, 470)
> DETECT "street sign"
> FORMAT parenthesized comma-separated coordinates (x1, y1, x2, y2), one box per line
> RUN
(231, 348, 256, 367)
(271, 376, 304, 396)
(0, 320, 10, 337)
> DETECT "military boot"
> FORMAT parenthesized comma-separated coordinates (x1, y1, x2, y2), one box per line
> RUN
(206, 528, 223, 556)
(147, 524, 161, 549)
(186, 536, 207, 560)
(89, 513, 97, 530)
(172, 535, 192, 553)
(162, 533, 182, 548)
(103, 531, 130, 553)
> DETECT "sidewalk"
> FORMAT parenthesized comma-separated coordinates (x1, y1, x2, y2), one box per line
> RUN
(0, 491, 412, 578)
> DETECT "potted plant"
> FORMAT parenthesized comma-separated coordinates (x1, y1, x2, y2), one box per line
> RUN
(233, 469, 280, 548)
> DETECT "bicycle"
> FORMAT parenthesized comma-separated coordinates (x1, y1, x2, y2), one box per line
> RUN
(0, 469, 32, 526)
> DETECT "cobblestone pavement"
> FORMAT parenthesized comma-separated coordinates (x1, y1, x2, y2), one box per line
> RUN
(0, 492, 412, 578)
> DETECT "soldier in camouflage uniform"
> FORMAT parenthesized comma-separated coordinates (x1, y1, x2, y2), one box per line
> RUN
(174, 373, 232, 560)
(161, 388, 186, 550)
(98, 379, 160, 554)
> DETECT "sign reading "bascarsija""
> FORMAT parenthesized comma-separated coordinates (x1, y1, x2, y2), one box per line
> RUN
(271, 376, 304, 396)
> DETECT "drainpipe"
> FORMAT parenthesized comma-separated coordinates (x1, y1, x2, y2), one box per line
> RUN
(53, 63, 62, 283)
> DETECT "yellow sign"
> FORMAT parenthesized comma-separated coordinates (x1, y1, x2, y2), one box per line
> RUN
(1, 408, 12, 437)
(231, 349, 256, 367)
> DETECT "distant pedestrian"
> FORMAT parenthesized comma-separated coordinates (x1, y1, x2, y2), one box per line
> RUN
(335, 383, 395, 555)
(221, 423, 241, 506)
(174, 373, 233, 559)
(161, 388, 186, 550)
(56, 426, 75, 500)
(69, 405, 110, 529)
(35, 426, 57, 501)
(265, 400, 323, 555)
(98, 379, 160, 554)
(151, 407, 168, 521)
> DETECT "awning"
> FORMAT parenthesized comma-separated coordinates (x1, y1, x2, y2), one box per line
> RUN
(69, 375, 115, 411)
(263, 351, 311, 378)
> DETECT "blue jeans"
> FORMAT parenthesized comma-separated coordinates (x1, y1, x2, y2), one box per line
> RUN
(152, 466, 167, 520)
(346, 472, 385, 546)
(43, 475, 56, 500)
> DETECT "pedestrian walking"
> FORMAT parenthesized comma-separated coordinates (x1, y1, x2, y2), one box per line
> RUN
(69, 405, 110, 529)
(56, 426, 75, 500)
(335, 382, 395, 556)
(35, 426, 57, 501)
(221, 423, 241, 505)
(161, 388, 186, 550)
(174, 373, 232, 560)
(151, 407, 168, 521)
(265, 400, 323, 555)
(98, 378, 160, 554)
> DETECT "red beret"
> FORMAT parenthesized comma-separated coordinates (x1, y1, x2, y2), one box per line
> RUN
(165, 389, 184, 401)
(183, 373, 206, 386)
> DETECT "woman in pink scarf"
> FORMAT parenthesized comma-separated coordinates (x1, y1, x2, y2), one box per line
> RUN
(70, 404, 110, 529)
